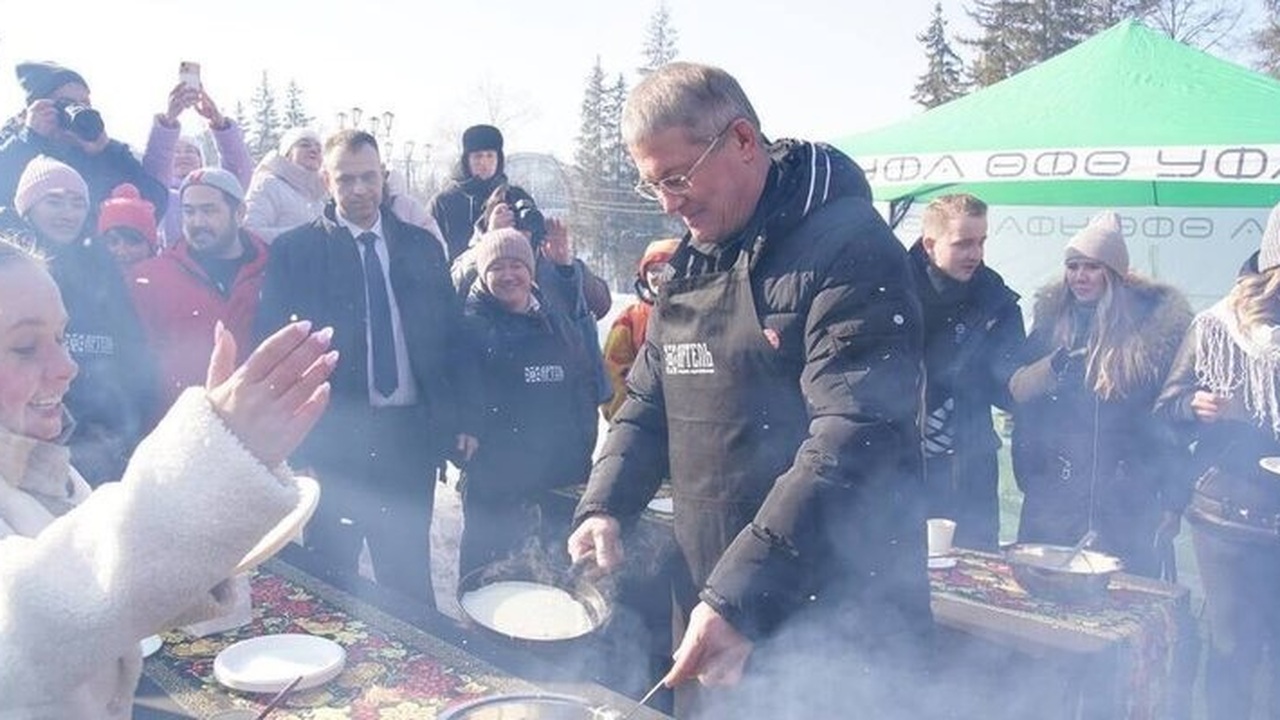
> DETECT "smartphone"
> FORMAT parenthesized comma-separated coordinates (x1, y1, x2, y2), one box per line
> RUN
(179, 61, 201, 91)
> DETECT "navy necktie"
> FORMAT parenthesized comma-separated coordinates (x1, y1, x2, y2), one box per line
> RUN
(358, 232, 398, 397)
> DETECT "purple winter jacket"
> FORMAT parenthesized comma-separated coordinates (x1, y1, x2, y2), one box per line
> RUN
(142, 117, 252, 246)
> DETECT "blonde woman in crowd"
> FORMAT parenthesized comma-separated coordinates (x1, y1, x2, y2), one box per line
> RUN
(1155, 202, 1280, 720)
(1010, 211, 1192, 578)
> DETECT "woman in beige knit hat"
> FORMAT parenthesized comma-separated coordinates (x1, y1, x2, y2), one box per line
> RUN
(1154, 200, 1280, 720)
(1008, 210, 1192, 578)
(454, 228, 598, 578)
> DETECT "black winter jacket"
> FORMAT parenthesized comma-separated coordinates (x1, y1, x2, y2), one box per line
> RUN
(254, 204, 481, 471)
(1013, 276, 1191, 574)
(575, 140, 931, 641)
(1155, 251, 1280, 540)
(0, 210, 158, 484)
(908, 240, 1024, 549)
(427, 172, 508, 261)
(459, 292, 595, 501)
(0, 126, 167, 221)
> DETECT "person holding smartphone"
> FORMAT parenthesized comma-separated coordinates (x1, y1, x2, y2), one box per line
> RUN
(142, 63, 252, 247)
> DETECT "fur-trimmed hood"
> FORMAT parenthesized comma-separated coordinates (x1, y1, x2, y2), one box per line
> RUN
(1030, 274, 1192, 399)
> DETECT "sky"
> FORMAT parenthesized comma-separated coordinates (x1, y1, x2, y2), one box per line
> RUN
(0, 0, 981, 168)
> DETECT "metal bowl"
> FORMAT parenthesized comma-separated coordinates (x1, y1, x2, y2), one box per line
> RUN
(1004, 543, 1123, 606)
(439, 692, 617, 720)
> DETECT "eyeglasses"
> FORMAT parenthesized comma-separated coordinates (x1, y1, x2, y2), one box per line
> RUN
(634, 123, 733, 201)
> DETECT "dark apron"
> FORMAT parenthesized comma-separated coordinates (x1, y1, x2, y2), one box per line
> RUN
(654, 240, 808, 620)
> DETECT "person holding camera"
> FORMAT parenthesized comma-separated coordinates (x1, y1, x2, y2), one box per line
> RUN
(0, 62, 167, 220)
(451, 184, 612, 408)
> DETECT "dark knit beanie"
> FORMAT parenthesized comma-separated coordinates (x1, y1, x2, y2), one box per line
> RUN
(462, 125, 504, 155)
(16, 61, 88, 105)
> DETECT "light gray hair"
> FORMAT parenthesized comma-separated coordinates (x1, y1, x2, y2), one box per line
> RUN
(621, 62, 763, 147)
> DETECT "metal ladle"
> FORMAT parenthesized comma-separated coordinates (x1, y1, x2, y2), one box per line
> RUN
(1057, 529, 1098, 569)
(618, 678, 665, 720)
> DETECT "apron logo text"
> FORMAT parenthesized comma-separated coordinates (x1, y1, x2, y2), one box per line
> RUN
(524, 364, 566, 383)
(664, 342, 716, 375)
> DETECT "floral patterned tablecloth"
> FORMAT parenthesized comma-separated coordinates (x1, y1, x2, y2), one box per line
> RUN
(931, 551, 1194, 720)
(143, 560, 542, 719)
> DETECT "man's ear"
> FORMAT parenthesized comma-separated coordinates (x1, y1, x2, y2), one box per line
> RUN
(922, 235, 937, 257)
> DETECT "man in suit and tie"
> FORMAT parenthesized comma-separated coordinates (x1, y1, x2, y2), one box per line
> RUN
(256, 129, 479, 606)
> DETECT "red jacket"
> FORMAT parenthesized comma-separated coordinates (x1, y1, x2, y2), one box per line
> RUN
(128, 232, 269, 411)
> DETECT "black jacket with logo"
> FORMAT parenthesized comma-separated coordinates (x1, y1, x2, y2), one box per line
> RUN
(575, 140, 931, 643)
(459, 291, 595, 501)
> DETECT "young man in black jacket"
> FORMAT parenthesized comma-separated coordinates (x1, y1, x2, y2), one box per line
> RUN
(908, 193, 1025, 551)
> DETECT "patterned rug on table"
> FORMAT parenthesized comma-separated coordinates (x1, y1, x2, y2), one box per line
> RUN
(143, 560, 539, 719)
(932, 552, 1189, 720)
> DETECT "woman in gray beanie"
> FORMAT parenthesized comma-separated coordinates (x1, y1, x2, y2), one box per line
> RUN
(1154, 201, 1280, 720)
(455, 228, 597, 578)
(1008, 211, 1192, 578)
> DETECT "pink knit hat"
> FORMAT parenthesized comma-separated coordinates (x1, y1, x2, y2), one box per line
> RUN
(14, 155, 88, 217)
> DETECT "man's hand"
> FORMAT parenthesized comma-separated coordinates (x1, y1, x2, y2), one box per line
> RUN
(541, 217, 572, 266)
(206, 320, 337, 467)
(23, 99, 62, 139)
(663, 601, 753, 688)
(567, 514, 624, 573)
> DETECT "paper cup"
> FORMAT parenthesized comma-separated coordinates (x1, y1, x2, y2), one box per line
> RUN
(927, 518, 957, 557)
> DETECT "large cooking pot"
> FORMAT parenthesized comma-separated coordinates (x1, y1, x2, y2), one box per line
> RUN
(1004, 543, 1123, 606)
(456, 561, 613, 647)
(439, 692, 614, 719)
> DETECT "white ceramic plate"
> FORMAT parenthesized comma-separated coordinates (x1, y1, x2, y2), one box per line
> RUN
(647, 496, 674, 514)
(139, 634, 162, 658)
(1260, 457, 1280, 477)
(928, 555, 957, 570)
(232, 476, 320, 575)
(213, 634, 345, 694)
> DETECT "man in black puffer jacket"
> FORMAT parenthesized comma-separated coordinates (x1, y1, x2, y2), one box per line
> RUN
(908, 194, 1024, 551)
(569, 62, 933, 719)
(427, 124, 507, 260)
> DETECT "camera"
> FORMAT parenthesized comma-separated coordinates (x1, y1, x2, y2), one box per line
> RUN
(512, 198, 547, 246)
(54, 99, 104, 143)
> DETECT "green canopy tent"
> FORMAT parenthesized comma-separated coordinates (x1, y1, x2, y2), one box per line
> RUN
(834, 21, 1280, 308)
(835, 20, 1280, 218)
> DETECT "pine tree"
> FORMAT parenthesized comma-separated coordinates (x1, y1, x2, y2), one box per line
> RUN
(248, 71, 282, 162)
(912, 3, 968, 108)
(282, 79, 313, 130)
(603, 74, 636, 188)
(964, 0, 1099, 87)
(639, 1, 679, 74)
(1256, 0, 1280, 78)
(572, 58, 609, 273)
(574, 58, 608, 192)
(233, 101, 249, 133)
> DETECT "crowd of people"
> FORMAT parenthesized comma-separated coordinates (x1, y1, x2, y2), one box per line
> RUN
(0, 56, 1278, 720)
